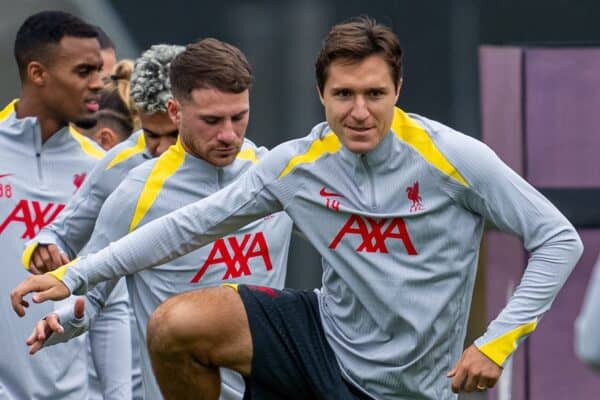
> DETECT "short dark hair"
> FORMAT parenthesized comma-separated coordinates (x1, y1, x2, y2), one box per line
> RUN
(94, 25, 115, 51)
(315, 16, 403, 93)
(169, 38, 252, 100)
(92, 86, 135, 139)
(14, 10, 98, 80)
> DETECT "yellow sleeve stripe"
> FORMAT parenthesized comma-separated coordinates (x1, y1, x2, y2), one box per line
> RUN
(21, 242, 39, 269)
(278, 132, 342, 178)
(236, 147, 257, 164)
(391, 108, 468, 187)
(0, 99, 17, 123)
(129, 139, 186, 232)
(222, 283, 239, 292)
(69, 126, 104, 159)
(106, 132, 146, 170)
(478, 320, 538, 366)
(47, 257, 80, 281)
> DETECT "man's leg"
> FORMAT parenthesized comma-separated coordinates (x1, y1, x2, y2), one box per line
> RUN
(147, 286, 252, 400)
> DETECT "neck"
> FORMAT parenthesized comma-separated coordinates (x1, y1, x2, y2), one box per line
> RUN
(16, 90, 66, 143)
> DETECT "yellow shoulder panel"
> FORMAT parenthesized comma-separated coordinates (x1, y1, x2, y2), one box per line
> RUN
(278, 132, 341, 178)
(69, 126, 104, 159)
(478, 320, 538, 366)
(106, 132, 146, 170)
(236, 147, 258, 164)
(129, 140, 186, 231)
(391, 108, 468, 187)
(0, 99, 17, 123)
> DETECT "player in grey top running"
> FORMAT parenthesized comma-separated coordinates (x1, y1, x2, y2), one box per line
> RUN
(11, 17, 583, 400)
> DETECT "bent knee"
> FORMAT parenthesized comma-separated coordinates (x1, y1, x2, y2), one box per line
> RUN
(147, 286, 243, 356)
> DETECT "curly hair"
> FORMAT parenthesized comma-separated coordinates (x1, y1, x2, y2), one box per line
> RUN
(130, 44, 185, 113)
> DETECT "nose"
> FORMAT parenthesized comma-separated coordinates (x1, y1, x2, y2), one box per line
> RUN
(89, 71, 103, 92)
(217, 119, 236, 143)
(350, 96, 369, 121)
(156, 136, 177, 156)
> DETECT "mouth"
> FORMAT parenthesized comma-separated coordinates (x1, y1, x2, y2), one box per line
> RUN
(344, 125, 375, 135)
(84, 100, 99, 113)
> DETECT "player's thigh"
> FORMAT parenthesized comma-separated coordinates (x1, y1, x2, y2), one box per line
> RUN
(148, 285, 252, 374)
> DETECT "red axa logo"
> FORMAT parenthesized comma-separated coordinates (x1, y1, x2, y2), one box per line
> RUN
(190, 232, 273, 283)
(406, 181, 424, 212)
(73, 173, 86, 192)
(0, 199, 65, 239)
(329, 214, 417, 254)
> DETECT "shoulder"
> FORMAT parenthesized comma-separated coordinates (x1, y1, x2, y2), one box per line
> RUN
(260, 121, 338, 179)
(68, 126, 105, 161)
(102, 129, 148, 171)
(400, 111, 500, 188)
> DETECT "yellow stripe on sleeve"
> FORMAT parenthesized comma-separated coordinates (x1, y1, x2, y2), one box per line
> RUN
(106, 132, 146, 170)
(391, 108, 468, 187)
(47, 257, 80, 281)
(21, 242, 39, 269)
(69, 126, 104, 159)
(0, 99, 17, 123)
(478, 320, 538, 366)
(128, 139, 186, 231)
(278, 132, 341, 178)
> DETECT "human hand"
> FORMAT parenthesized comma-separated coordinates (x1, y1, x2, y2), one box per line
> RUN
(10, 274, 71, 317)
(28, 244, 70, 274)
(447, 344, 502, 393)
(25, 298, 85, 355)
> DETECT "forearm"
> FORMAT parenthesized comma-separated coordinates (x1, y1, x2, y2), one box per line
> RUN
(475, 225, 583, 365)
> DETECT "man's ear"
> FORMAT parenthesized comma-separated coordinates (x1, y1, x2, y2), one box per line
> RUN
(316, 85, 325, 106)
(394, 77, 403, 103)
(96, 127, 119, 150)
(167, 99, 181, 125)
(27, 62, 46, 86)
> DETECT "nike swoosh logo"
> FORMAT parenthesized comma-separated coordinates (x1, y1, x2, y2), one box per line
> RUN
(319, 187, 343, 197)
(0, 173, 13, 179)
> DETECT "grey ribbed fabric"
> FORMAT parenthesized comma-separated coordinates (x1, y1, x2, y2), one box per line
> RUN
(58, 108, 582, 400)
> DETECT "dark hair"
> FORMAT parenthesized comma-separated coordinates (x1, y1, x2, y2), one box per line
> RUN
(94, 25, 115, 51)
(93, 87, 135, 139)
(14, 11, 98, 80)
(315, 16, 403, 93)
(169, 38, 252, 100)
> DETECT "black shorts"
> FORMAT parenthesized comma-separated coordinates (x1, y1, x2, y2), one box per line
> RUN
(237, 284, 373, 400)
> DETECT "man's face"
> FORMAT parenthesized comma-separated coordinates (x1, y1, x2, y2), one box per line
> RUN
(319, 54, 400, 154)
(41, 36, 103, 126)
(169, 88, 249, 167)
(100, 48, 117, 86)
(139, 111, 179, 157)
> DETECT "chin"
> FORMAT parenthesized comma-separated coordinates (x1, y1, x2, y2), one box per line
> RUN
(73, 117, 98, 130)
(345, 141, 375, 154)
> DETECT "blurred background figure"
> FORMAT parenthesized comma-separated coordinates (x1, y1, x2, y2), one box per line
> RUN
(94, 25, 117, 85)
(575, 254, 600, 370)
(82, 59, 140, 150)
